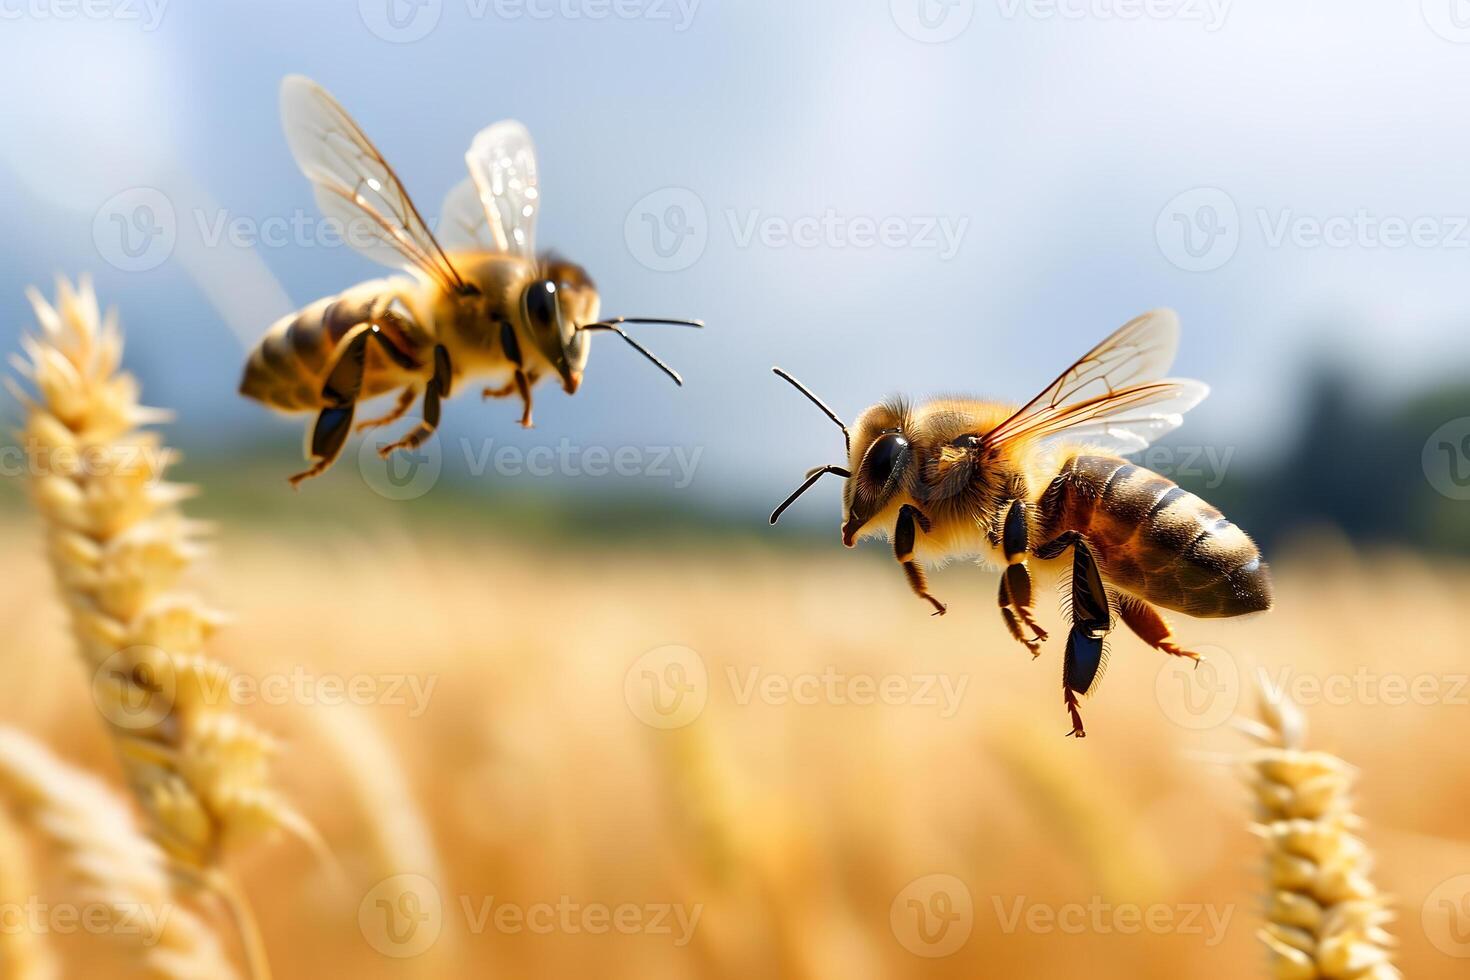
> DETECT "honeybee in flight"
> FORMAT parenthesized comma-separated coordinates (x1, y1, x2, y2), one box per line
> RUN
(769, 310, 1272, 737)
(240, 76, 702, 485)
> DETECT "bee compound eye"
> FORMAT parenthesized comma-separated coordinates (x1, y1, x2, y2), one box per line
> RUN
(864, 432, 909, 486)
(524, 279, 559, 330)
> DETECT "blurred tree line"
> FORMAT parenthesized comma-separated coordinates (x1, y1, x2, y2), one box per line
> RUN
(1183, 370, 1470, 558)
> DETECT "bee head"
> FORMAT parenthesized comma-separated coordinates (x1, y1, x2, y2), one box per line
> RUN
(768, 370, 914, 542)
(521, 258, 600, 394)
(840, 401, 914, 547)
(521, 255, 700, 393)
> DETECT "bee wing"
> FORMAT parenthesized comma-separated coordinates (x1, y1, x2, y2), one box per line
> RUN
(989, 380, 1210, 456)
(438, 177, 501, 252)
(279, 75, 465, 293)
(983, 310, 1207, 455)
(459, 120, 540, 258)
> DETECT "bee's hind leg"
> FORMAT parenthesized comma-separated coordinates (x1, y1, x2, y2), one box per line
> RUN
(288, 323, 379, 487)
(289, 406, 355, 487)
(1037, 530, 1113, 737)
(1118, 595, 1203, 665)
(894, 504, 947, 616)
(379, 345, 452, 458)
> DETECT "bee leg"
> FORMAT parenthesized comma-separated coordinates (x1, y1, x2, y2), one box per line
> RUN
(895, 504, 947, 616)
(514, 370, 535, 428)
(288, 324, 376, 486)
(481, 380, 517, 399)
(1118, 595, 1204, 666)
(378, 344, 451, 458)
(355, 386, 418, 432)
(498, 319, 536, 428)
(289, 406, 355, 488)
(1038, 531, 1113, 737)
(997, 499, 1047, 656)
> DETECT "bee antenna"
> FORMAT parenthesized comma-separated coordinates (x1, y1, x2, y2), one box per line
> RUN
(587, 316, 705, 329)
(772, 367, 850, 454)
(769, 464, 851, 525)
(578, 323, 684, 386)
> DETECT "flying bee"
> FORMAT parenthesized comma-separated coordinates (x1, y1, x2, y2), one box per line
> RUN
(769, 310, 1273, 737)
(240, 75, 702, 485)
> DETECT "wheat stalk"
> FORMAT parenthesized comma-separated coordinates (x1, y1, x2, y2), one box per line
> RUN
(7, 276, 310, 980)
(0, 727, 237, 979)
(0, 800, 57, 980)
(1239, 682, 1402, 980)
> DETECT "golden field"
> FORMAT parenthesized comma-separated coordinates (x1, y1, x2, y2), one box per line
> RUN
(3, 507, 1468, 979)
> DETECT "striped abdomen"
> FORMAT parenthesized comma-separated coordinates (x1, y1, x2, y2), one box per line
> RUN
(239, 279, 422, 412)
(1038, 454, 1272, 618)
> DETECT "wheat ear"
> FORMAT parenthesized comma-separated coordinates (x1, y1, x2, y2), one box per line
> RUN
(1240, 683, 1402, 980)
(8, 276, 308, 979)
(0, 728, 237, 979)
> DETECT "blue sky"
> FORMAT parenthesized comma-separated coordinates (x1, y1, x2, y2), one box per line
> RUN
(3, 0, 1469, 507)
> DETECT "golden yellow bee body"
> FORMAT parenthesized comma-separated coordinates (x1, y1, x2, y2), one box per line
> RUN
(772, 310, 1272, 737)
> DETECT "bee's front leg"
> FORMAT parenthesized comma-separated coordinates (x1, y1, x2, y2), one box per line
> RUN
(894, 504, 947, 616)
(495, 321, 536, 428)
(996, 498, 1048, 657)
(1036, 530, 1113, 738)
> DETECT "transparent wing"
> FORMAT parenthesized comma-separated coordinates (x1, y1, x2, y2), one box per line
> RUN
(438, 177, 501, 252)
(462, 120, 539, 258)
(984, 310, 1206, 455)
(279, 75, 465, 293)
(1001, 380, 1209, 455)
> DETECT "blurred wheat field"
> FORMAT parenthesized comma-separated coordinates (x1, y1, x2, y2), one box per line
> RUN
(3, 514, 1469, 979)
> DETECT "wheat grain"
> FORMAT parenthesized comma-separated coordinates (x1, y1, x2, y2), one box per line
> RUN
(1240, 683, 1402, 980)
(8, 276, 310, 979)
(0, 728, 237, 980)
